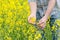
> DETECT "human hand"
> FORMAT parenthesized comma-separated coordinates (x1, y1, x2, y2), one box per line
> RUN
(38, 15, 48, 29)
(28, 13, 36, 24)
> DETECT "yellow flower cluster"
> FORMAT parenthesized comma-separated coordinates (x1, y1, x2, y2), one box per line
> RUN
(0, 0, 59, 40)
(0, 0, 42, 40)
(30, 17, 36, 24)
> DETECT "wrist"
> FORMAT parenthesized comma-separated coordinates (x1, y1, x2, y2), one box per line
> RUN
(45, 12, 50, 18)
(31, 12, 36, 15)
(44, 14, 49, 20)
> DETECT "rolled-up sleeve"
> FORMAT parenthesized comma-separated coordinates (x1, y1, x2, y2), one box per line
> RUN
(28, 0, 36, 2)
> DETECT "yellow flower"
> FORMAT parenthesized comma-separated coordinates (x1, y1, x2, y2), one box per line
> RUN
(15, 0, 18, 3)
(31, 29, 35, 33)
(6, 37, 12, 40)
(13, 16, 16, 21)
(23, 2, 28, 5)
(55, 19, 60, 26)
(16, 27, 20, 30)
(27, 11, 30, 16)
(35, 35, 39, 39)
(0, 18, 3, 23)
(0, 0, 43, 40)
(9, 20, 15, 27)
(23, 29, 26, 33)
(35, 33, 42, 39)
(37, 33, 42, 38)
(5, 19, 11, 24)
(30, 26, 36, 33)
(30, 17, 36, 24)
(16, 21, 19, 26)
(9, 1, 16, 9)
(0, 24, 2, 29)
(28, 36, 33, 40)
(52, 26, 55, 31)
(7, 12, 13, 17)
(0, 11, 2, 16)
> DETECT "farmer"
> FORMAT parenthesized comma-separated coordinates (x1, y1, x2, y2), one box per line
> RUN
(28, 0, 60, 40)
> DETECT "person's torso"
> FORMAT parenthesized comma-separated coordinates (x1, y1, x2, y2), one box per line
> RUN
(37, 0, 60, 18)
(37, 0, 60, 8)
(37, 0, 49, 8)
(57, 0, 60, 9)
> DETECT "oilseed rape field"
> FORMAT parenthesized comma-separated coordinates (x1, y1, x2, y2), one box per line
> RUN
(0, 0, 60, 40)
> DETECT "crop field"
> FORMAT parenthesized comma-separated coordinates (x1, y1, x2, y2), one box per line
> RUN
(0, 0, 60, 40)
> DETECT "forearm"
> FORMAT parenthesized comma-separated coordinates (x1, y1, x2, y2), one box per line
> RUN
(45, 0, 56, 17)
(29, 2, 37, 15)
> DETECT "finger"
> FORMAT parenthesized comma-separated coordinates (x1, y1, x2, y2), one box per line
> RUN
(41, 24, 45, 28)
(40, 23, 44, 27)
(28, 16, 32, 24)
(28, 16, 30, 21)
(41, 23, 46, 29)
(38, 23, 45, 28)
(28, 16, 32, 22)
(38, 21, 44, 26)
(38, 19, 44, 24)
(38, 23, 44, 28)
